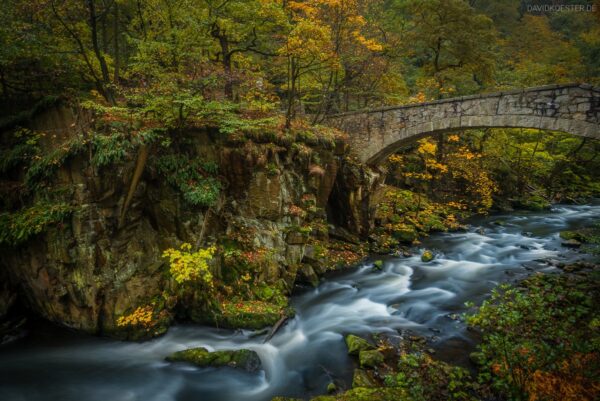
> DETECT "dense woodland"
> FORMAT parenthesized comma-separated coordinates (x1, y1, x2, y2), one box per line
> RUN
(1, 1, 600, 401)
(1, 0, 600, 213)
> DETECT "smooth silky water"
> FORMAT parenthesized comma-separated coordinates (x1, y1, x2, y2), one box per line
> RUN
(1, 204, 598, 401)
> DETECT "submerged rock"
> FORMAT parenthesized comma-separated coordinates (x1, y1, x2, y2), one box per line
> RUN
(345, 334, 373, 355)
(166, 347, 262, 372)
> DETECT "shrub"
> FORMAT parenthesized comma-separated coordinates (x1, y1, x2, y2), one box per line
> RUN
(162, 243, 216, 286)
(155, 154, 221, 207)
(0, 202, 72, 246)
(466, 272, 600, 401)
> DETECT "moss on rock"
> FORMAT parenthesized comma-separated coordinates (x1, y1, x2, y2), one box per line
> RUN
(345, 334, 373, 355)
(166, 347, 262, 372)
(352, 369, 378, 388)
(421, 250, 434, 263)
(217, 300, 293, 330)
(359, 349, 384, 368)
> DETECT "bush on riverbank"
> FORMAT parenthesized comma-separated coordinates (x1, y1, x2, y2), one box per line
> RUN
(466, 270, 600, 401)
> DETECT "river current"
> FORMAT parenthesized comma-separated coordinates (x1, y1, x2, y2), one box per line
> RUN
(1, 204, 598, 401)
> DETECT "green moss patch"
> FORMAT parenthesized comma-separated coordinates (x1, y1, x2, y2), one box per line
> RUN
(217, 300, 291, 330)
(345, 334, 374, 355)
(166, 347, 262, 372)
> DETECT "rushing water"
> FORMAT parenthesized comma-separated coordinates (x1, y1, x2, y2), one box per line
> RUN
(1, 204, 598, 401)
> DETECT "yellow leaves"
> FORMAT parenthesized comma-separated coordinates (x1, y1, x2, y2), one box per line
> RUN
(409, 92, 428, 103)
(447, 134, 460, 142)
(162, 243, 216, 286)
(116, 306, 154, 328)
(352, 30, 383, 52)
(417, 138, 436, 156)
(387, 154, 403, 164)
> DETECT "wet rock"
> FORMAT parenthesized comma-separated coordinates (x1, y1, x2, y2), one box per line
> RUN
(561, 239, 582, 248)
(329, 225, 360, 244)
(352, 369, 378, 388)
(358, 350, 384, 368)
(217, 301, 289, 330)
(0, 317, 27, 346)
(345, 334, 373, 355)
(286, 231, 308, 245)
(559, 230, 580, 241)
(298, 264, 320, 287)
(166, 347, 262, 372)
(469, 351, 484, 366)
(446, 313, 460, 321)
(421, 250, 434, 263)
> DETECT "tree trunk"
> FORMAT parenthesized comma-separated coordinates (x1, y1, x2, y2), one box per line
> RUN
(87, 0, 115, 105)
(285, 59, 297, 129)
(113, 2, 120, 83)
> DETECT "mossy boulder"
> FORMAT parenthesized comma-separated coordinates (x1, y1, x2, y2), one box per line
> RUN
(327, 382, 337, 393)
(358, 349, 384, 368)
(393, 228, 418, 243)
(345, 334, 373, 355)
(561, 238, 582, 248)
(352, 369, 378, 388)
(560, 230, 580, 241)
(166, 347, 262, 372)
(218, 300, 292, 330)
(421, 250, 434, 263)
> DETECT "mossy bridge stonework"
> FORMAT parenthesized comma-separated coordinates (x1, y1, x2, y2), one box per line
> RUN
(326, 83, 600, 165)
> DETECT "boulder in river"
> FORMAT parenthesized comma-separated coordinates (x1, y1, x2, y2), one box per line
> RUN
(421, 250, 434, 262)
(166, 347, 262, 372)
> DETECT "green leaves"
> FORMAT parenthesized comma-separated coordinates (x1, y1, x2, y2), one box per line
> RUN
(466, 272, 600, 400)
(0, 201, 72, 246)
(155, 154, 221, 208)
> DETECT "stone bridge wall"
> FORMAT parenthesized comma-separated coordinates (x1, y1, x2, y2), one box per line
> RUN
(326, 83, 600, 164)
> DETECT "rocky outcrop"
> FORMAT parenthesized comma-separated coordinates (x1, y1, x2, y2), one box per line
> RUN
(0, 105, 375, 338)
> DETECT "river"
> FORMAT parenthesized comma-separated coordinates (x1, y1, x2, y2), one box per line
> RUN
(1, 204, 598, 401)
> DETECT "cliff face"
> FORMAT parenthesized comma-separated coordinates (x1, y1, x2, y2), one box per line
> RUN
(0, 105, 380, 337)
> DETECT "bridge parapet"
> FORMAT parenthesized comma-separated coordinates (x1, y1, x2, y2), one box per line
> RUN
(326, 83, 600, 165)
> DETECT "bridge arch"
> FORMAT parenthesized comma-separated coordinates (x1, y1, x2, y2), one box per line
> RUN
(326, 83, 600, 165)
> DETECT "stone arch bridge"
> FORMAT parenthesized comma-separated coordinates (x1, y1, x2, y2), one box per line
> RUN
(326, 83, 600, 165)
